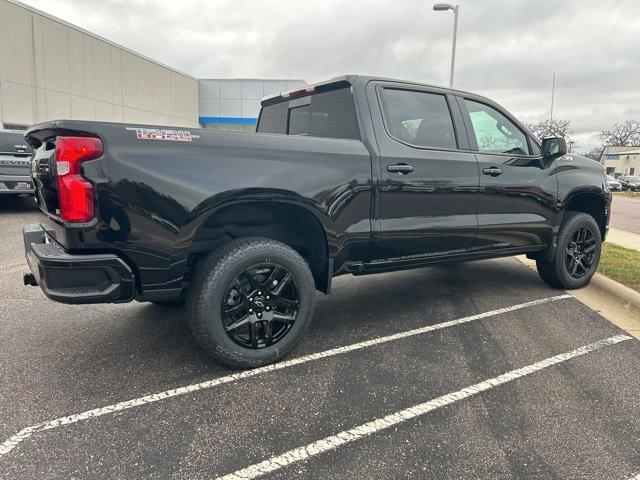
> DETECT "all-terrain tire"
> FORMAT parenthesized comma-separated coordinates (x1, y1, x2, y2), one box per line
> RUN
(186, 237, 316, 369)
(536, 211, 602, 289)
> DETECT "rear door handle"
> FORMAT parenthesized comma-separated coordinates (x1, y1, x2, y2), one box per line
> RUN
(482, 167, 503, 176)
(387, 164, 415, 175)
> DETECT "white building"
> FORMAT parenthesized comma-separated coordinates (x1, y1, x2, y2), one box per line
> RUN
(1, 1, 304, 134)
(0, 0, 198, 130)
(198, 79, 305, 132)
(601, 146, 640, 177)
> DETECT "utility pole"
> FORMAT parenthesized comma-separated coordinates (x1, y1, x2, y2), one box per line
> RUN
(550, 71, 556, 123)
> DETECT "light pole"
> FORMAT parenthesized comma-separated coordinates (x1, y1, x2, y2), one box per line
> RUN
(433, 3, 459, 87)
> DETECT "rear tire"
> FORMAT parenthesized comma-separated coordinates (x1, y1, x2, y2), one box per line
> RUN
(536, 212, 602, 289)
(186, 237, 316, 369)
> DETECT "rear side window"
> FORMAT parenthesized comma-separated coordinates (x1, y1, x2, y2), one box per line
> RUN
(257, 102, 288, 134)
(257, 87, 360, 140)
(464, 99, 530, 155)
(380, 88, 457, 149)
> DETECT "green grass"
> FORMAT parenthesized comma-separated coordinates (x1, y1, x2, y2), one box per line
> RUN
(612, 191, 640, 198)
(598, 243, 640, 293)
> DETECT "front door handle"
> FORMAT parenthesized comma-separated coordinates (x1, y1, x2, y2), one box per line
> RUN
(482, 166, 503, 176)
(387, 163, 415, 175)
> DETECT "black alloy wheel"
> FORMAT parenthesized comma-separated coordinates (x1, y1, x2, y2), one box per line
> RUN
(221, 264, 299, 349)
(536, 211, 602, 290)
(564, 225, 597, 279)
(186, 237, 316, 369)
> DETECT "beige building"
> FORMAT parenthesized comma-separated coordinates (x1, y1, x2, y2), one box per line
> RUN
(0, 0, 198, 130)
(601, 146, 640, 177)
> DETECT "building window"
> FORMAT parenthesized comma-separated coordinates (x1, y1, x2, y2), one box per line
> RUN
(2, 123, 28, 131)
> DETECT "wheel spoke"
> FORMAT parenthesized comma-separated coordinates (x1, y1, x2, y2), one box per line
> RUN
(270, 272, 292, 296)
(249, 322, 259, 348)
(223, 302, 245, 317)
(264, 266, 283, 287)
(225, 315, 250, 332)
(273, 313, 296, 324)
(274, 296, 299, 309)
(567, 256, 577, 275)
(264, 320, 273, 346)
(239, 272, 260, 297)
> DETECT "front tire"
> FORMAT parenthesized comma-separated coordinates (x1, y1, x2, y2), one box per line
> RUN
(536, 212, 602, 289)
(186, 237, 316, 369)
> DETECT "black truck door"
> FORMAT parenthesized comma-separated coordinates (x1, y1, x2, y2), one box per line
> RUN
(366, 82, 480, 261)
(457, 96, 558, 250)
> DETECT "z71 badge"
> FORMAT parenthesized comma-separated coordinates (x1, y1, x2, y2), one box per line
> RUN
(126, 127, 199, 142)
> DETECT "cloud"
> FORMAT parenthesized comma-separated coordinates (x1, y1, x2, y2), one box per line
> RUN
(21, 0, 640, 151)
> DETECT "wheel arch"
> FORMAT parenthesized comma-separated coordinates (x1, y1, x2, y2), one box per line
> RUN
(185, 193, 334, 293)
(561, 187, 609, 239)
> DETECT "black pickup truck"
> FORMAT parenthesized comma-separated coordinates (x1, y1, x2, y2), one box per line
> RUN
(22, 75, 610, 368)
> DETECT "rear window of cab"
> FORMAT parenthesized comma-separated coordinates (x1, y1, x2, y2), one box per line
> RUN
(257, 87, 360, 141)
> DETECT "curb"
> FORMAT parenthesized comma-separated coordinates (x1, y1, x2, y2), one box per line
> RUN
(588, 272, 640, 310)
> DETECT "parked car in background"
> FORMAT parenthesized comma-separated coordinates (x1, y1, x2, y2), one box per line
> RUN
(618, 175, 640, 191)
(0, 130, 34, 197)
(617, 176, 630, 190)
(21, 75, 611, 368)
(606, 175, 622, 191)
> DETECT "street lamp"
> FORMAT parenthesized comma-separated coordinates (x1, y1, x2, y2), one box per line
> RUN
(433, 3, 459, 87)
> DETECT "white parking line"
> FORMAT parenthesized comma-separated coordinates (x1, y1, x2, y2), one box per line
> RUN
(216, 334, 632, 480)
(0, 295, 571, 457)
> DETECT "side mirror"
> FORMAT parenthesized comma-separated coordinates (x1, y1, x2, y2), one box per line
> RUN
(541, 136, 567, 158)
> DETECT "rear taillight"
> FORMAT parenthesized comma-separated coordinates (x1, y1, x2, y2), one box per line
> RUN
(55, 136, 103, 223)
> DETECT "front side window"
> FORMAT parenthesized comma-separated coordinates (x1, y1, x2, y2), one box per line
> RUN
(464, 99, 530, 155)
(380, 89, 457, 149)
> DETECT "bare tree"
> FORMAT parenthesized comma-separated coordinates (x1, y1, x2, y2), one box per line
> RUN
(525, 119, 574, 140)
(600, 120, 640, 146)
(584, 146, 604, 161)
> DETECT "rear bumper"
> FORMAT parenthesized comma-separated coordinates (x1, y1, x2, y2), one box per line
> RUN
(23, 224, 135, 304)
(0, 175, 34, 194)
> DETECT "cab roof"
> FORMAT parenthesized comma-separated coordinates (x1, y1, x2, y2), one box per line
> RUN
(260, 74, 491, 106)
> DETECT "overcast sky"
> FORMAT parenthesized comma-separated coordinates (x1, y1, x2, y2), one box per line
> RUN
(21, 0, 640, 152)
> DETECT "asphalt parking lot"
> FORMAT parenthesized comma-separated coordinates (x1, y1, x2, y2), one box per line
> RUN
(1, 197, 640, 479)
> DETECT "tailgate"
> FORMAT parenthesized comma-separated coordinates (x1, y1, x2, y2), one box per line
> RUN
(25, 120, 104, 249)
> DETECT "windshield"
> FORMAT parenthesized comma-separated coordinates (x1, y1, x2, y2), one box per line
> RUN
(607, 176, 617, 181)
(627, 176, 640, 184)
